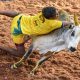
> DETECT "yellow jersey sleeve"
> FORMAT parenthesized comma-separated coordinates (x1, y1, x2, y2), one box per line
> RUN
(50, 20, 62, 29)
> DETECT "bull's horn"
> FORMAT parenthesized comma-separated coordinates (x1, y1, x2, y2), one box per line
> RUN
(74, 13, 79, 26)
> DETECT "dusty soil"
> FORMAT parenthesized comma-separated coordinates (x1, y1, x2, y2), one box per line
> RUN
(0, 0, 80, 80)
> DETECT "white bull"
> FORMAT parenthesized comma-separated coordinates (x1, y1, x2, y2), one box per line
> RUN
(11, 11, 80, 74)
(11, 25, 80, 74)
(29, 25, 80, 74)
(32, 25, 80, 54)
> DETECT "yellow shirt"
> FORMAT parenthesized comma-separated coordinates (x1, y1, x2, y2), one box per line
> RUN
(11, 13, 62, 35)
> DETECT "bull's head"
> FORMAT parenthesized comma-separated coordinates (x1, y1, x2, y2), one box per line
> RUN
(68, 14, 80, 52)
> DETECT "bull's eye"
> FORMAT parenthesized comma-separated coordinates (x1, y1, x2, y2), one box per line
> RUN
(71, 31, 75, 36)
(69, 24, 75, 29)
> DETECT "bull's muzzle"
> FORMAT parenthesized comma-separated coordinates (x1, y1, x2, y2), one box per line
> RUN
(69, 47, 76, 52)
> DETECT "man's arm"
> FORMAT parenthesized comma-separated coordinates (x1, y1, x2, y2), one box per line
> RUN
(0, 11, 20, 17)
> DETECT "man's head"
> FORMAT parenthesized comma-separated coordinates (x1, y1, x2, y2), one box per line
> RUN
(42, 7, 57, 19)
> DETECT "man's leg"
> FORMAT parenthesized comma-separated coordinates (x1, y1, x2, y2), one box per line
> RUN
(0, 43, 25, 57)
(0, 45, 18, 56)
(0, 35, 31, 57)
(12, 36, 31, 56)
(14, 35, 32, 57)
(10, 33, 26, 56)
(11, 34, 33, 68)
(15, 43, 25, 57)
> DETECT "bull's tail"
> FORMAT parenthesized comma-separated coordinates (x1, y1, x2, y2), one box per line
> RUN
(0, 11, 20, 17)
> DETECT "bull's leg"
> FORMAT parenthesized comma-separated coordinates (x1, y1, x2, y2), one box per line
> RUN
(30, 52, 56, 75)
(30, 56, 50, 75)
(11, 44, 33, 69)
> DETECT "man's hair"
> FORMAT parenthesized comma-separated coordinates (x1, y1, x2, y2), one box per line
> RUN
(42, 7, 57, 19)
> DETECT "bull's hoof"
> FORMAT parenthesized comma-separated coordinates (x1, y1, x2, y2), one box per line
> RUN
(11, 64, 17, 69)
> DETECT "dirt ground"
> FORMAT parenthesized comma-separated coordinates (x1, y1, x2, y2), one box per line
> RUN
(0, 0, 80, 80)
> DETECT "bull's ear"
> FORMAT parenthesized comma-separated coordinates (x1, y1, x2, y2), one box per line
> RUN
(74, 13, 79, 26)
